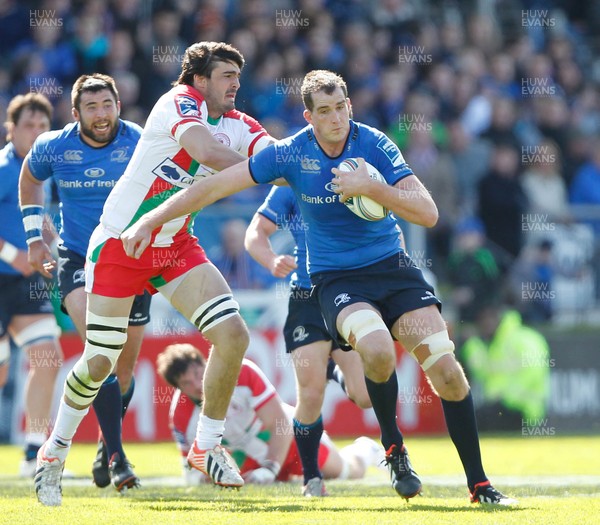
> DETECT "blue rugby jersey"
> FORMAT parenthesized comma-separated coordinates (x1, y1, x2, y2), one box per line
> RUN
(257, 185, 311, 289)
(0, 143, 27, 275)
(249, 120, 413, 275)
(28, 120, 141, 257)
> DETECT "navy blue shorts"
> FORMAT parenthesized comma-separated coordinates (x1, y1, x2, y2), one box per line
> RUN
(312, 253, 441, 350)
(0, 273, 56, 338)
(57, 244, 151, 326)
(283, 284, 337, 353)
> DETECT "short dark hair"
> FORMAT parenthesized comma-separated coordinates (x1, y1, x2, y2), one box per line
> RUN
(174, 41, 245, 86)
(156, 343, 206, 388)
(301, 70, 348, 112)
(71, 73, 119, 111)
(4, 93, 53, 141)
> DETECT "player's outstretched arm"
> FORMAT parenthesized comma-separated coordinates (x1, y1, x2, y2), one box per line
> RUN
(332, 159, 438, 227)
(245, 213, 297, 278)
(18, 156, 55, 278)
(121, 160, 256, 259)
(179, 124, 246, 171)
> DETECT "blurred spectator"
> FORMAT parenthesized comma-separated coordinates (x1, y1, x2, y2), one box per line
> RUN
(446, 119, 492, 216)
(461, 306, 551, 432)
(521, 138, 570, 222)
(532, 97, 572, 183)
(211, 219, 278, 290)
(0, 0, 31, 57)
(71, 13, 109, 73)
(13, 12, 77, 85)
(478, 142, 528, 259)
(447, 217, 503, 324)
(404, 128, 458, 266)
(509, 239, 556, 323)
(570, 136, 600, 235)
(479, 96, 521, 150)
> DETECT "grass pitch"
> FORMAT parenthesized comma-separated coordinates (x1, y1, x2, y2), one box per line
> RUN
(1, 435, 599, 525)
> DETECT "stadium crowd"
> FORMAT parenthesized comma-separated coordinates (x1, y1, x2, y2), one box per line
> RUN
(2, 0, 600, 322)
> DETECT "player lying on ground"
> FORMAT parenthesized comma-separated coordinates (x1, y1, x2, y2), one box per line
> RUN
(157, 343, 385, 486)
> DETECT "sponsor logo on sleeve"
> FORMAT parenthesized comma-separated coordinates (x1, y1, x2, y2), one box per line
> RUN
(376, 137, 404, 167)
(175, 95, 200, 117)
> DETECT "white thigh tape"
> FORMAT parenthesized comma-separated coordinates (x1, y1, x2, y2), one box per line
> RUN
(190, 293, 240, 333)
(411, 330, 455, 371)
(11, 317, 60, 348)
(340, 310, 388, 346)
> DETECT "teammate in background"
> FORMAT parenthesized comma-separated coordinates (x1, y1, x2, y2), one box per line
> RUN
(0, 93, 63, 477)
(19, 74, 150, 492)
(245, 184, 374, 496)
(122, 70, 517, 505)
(157, 344, 384, 487)
(29, 42, 274, 506)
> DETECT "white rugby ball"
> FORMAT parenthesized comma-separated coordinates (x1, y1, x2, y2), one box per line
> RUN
(337, 158, 389, 221)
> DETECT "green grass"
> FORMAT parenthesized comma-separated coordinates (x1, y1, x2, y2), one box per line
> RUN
(1, 435, 599, 524)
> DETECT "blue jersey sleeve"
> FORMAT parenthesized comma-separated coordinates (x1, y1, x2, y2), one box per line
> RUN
(28, 131, 56, 182)
(371, 132, 413, 186)
(257, 185, 295, 225)
(248, 143, 283, 184)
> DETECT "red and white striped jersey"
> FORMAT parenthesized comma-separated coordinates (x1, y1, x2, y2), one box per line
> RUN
(97, 84, 270, 246)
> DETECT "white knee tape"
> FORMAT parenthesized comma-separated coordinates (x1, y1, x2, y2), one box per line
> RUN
(411, 330, 455, 371)
(340, 310, 388, 346)
(65, 313, 128, 405)
(11, 317, 60, 348)
(190, 293, 240, 333)
(0, 338, 10, 365)
(85, 312, 128, 368)
(65, 356, 105, 405)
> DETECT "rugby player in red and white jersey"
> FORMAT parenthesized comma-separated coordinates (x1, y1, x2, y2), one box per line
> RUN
(156, 344, 385, 487)
(33, 42, 274, 506)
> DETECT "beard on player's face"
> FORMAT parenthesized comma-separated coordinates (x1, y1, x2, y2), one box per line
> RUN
(79, 114, 119, 145)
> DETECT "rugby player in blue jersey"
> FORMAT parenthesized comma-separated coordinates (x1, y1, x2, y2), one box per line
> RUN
(245, 185, 375, 496)
(19, 74, 149, 492)
(0, 93, 63, 477)
(123, 70, 517, 505)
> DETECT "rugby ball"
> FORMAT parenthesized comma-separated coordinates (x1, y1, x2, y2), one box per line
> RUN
(337, 158, 389, 221)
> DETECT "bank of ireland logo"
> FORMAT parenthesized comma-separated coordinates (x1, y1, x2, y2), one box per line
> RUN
(293, 325, 309, 343)
(334, 293, 351, 306)
(84, 167, 105, 178)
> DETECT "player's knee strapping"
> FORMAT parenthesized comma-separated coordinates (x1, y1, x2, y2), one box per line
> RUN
(410, 330, 455, 371)
(11, 317, 60, 350)
(190, 293, 240, 333)
(340, 310, 388, 347)
(64, 313, 128, 406)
